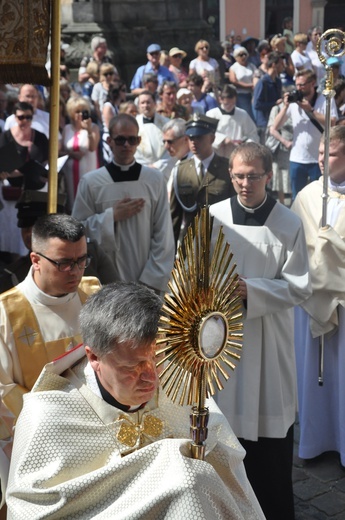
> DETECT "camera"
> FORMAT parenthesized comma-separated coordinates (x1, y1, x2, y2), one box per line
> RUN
(82, 110, 90, 120)
(287, 90, 304, 103)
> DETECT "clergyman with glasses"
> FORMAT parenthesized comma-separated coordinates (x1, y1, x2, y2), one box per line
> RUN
(72, 113, 175, 296)
(210, 142, 311, 520)
(0, 213, 100, 420)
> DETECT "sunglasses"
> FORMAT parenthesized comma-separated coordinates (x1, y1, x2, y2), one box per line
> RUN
(104, 72, 114, 76)
(149, 51, 160, 56)
(199, 46, 209, 50)
(238, 53, 247, 57)
(16, 114, 33, 121)
(172, 54, 183, 58)
(111, 135, 140, 146)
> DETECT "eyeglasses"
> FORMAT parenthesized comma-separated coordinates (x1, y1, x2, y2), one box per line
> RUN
(199, 46, 209, 51)
(237, 53, 247, 58)
(231, 173, 267, 183)
(110, 135, 140, 146)
(16, 114, 33, 121)
(172, 54, 183, 58)
(296, 81, 311, 88)
(36, 252, 91, 272)
(104, 72, 114, 76)
(162, 136, 183, 145)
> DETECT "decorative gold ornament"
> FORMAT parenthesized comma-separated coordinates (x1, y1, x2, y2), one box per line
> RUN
(316, 28, 345, 385)
(116, 412, 163, 448)
(157, 207, 243, 459)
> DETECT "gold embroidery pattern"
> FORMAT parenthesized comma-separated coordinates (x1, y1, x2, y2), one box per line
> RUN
(116, 413, 163, 448)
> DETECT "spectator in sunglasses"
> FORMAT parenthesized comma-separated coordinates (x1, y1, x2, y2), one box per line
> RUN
(189, 39, 220, 86)
(130, 44, 176, 96)
(0, 101, 49, 258)
(5, 84, 50, 138)
(229, 47, 256, 121)
(91, 63, 119, 122)
(73, 113, 175, 296)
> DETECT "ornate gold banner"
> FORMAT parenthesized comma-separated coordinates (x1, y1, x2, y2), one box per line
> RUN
(0, 0, 51, 85)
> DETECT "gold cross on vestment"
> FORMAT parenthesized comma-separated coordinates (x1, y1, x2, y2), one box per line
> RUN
(18, 326, 39, 347)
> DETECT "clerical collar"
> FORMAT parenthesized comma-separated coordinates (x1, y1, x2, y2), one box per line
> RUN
(143, 116, 154, 124)
(106, 161, 142, 182)
(237, 193, 267, 213)
(329, 176, 345, 194)
(219, 106, 235, 116)
(113, 159, 136, 171)
(94, 371, 146, 413)
(231, 193, 276, 226)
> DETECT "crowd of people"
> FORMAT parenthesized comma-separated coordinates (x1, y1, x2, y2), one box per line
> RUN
(0, 24, 345, 520)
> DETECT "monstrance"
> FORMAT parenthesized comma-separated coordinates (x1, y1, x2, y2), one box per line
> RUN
(156, 206, 243, 460)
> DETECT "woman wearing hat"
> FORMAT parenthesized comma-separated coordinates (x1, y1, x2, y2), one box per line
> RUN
(229, 46, 256, 121)
(169, 47, 188, 87)
(189, 39, 220, 86)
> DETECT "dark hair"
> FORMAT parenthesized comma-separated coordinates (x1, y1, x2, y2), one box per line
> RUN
(31, 214, 85, 252)
(138, 90, 156, 102)
(187, 73, 204, 87)
(220, 84, 237, 98)
(14, 101, 34, 113)
(267, 51, 284, 68)
(108, 113, 139, 135)
(334, 79, 345, 101)
(295, 69, 317, 83)
(282, 17, 292, 29)
(229, 142, 273, 173)
(79, 282, 162, 356)
(158, 80, 177, 95)
(142, 73, 159, 85)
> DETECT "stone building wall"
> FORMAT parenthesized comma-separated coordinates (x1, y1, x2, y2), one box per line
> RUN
(61, 0, 219, 86)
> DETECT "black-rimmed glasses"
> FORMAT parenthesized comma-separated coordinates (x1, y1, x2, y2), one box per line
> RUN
(36, 252, 91, 272)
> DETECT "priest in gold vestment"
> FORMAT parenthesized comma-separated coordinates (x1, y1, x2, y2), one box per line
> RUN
(6, 283, 265, 519)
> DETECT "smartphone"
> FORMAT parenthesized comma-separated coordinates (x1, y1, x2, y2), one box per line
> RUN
(82, 110, 90, 120)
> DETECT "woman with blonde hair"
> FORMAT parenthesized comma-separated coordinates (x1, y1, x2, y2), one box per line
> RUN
(189, 39, 220, 85)
(291, 33, 313, 75)
(61, 96, 100, 210)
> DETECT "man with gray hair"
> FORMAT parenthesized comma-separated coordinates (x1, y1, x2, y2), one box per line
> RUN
(78, 36, 114, 84)
(162, 118, 191, 196)
(6, 282, 265, 519)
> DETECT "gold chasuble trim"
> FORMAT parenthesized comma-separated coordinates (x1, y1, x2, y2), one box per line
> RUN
(1, 277, 100, 393)
(0, 0, 51, 85)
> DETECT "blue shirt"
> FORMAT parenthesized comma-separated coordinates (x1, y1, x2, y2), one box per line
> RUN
(252, 74, 282, 127)
(130, 63, 176, 90)
(191, 93, 218, 115)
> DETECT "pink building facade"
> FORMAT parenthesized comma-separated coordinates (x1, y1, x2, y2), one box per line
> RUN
(220, 0, 343, 42)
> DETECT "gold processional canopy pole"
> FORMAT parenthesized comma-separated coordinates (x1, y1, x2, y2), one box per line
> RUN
(47, 0, 61, 214)
(157, 207, 243, 460)
(316, 29, 345, 386)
